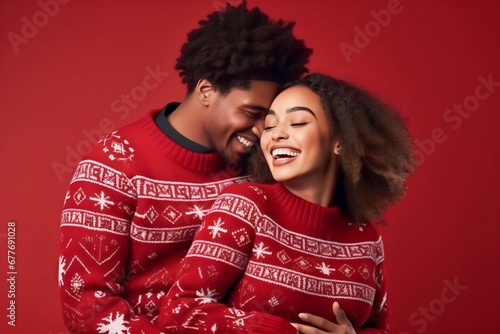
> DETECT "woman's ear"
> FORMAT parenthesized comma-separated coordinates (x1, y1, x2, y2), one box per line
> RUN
(195, 79, 214, 107)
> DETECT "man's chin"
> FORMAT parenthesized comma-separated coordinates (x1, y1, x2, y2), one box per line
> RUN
(215, 149, 248, 173)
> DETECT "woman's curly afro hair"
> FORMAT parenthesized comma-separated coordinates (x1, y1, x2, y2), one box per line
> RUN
(250, 73, 418, 224)
(176, 1, 312, 94)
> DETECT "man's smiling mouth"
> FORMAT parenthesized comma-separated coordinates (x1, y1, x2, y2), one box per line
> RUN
(237, 135, 254, 148)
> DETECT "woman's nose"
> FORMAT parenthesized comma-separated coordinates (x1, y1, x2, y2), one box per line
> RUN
(271, 124, 289, 140)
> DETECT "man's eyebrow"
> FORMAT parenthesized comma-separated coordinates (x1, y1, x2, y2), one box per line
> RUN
(267, 106, 316, 118)
(242, 104, 269, 114)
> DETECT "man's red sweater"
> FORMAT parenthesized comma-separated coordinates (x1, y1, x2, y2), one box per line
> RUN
(159, 182, 389, 334)
(58, 110, 250, 333)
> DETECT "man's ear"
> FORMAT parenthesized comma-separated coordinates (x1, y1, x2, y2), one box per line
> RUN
(333, 140, 341, 156)
(195, 79, 215, 107)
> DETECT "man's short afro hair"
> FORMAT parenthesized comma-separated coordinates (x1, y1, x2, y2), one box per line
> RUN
(176, 1, 312, 94)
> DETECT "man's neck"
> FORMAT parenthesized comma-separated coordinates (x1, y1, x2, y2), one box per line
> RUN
(155, 103, 212, 153)
(166, 97, 211, 148)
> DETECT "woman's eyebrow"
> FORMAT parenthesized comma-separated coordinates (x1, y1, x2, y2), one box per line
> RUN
(267, 106, 316, 118)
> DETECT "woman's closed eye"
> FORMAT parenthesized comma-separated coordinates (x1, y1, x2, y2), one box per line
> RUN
(264, 122, 308, 130)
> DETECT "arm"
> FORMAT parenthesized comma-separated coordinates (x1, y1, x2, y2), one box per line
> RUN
(291, 243, 389, 334)
(355, 260, 389, 334)
(158, 190, 297, 334)
(58, 135, 159, 333)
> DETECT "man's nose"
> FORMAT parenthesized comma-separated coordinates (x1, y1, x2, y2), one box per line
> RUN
(252, 117, 265, 138)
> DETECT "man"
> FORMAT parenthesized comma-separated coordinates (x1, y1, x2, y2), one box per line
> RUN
(58, 2, 312, 333)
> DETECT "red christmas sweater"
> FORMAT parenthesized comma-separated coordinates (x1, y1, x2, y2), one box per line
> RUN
(159, 182, 389, 334)
(58, 109, 251, 333)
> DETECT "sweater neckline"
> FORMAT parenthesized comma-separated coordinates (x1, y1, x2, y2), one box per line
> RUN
(138, 109, 227, 173)
(269, 182, 344, 227)
(155, 103, 213, 153)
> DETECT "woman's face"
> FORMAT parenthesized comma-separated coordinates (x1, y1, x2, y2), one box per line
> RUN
(261, 85, 338, 185)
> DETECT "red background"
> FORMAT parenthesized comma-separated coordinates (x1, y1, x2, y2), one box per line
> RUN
(1, 0, 499, 333)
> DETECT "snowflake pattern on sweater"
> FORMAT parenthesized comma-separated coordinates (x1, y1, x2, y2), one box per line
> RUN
(58, 110, 251, 333)
(159, 182, 389, 334)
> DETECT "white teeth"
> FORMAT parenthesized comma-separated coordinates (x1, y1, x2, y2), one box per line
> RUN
(272, 148, 300, 158)
(237, 136, 253, 148)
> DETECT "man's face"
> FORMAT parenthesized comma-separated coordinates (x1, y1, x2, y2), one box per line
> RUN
(204, 80, 280, 164)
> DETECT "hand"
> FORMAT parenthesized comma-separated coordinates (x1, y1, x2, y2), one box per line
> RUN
(290, 301, 356, 334)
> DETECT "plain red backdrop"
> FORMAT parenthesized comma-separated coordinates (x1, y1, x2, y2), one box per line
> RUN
(1, 0, 499, 333)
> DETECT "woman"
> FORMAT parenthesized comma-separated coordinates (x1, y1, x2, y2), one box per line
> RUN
(159, 73, 416, 333)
